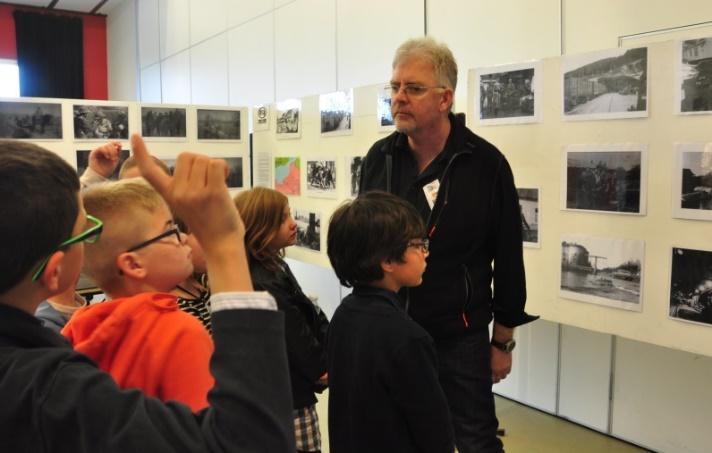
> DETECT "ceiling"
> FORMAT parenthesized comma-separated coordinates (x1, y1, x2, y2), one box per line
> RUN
(4, 0, 125, 15)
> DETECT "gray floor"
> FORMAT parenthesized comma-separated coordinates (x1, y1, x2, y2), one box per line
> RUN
(315, 392, 650, 452)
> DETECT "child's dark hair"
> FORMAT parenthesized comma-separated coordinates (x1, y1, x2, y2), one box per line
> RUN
(327, 191, 424, 287)
(0, 141, 80, 293)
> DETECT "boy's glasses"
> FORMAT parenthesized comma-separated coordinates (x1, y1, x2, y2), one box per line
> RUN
(408, 238, 430, 253)
(31, 214, 103, 281)
(126, 224, 183, 252)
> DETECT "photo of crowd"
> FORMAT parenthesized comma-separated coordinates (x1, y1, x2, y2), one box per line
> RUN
(73, 105, 129, 140)
(0, 101, 62, 139)
(141, 107, 187, 138)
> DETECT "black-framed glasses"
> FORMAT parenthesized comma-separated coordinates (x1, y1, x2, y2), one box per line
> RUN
(126, 224, 183, 252)
(408, 238, 430, 254)
(387, 83, 446, 98)
(31, 214, 103, 281)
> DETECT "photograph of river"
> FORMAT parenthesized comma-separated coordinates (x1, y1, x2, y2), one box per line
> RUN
(560, 234, 644, 311)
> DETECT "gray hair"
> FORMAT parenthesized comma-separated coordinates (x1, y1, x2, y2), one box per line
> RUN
(392, 37, 458, 91)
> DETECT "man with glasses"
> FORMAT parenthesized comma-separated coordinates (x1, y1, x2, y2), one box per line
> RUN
(0, 137, 294, 451)
(360, 37, 537, 453)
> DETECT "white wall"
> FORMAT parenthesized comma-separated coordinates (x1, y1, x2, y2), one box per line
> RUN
(106, 0, 138, 101)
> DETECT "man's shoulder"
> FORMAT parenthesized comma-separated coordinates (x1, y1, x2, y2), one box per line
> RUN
(366, 131, 401, 157)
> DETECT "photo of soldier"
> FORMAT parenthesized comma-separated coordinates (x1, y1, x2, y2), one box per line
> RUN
(295, 210, 321, 251)
(141, 107, 187, 138)
(197, 109, 241, 140)
(479, 68, 535, 120)
(72, 105, 129, 140)
(0, 101, 62, 139)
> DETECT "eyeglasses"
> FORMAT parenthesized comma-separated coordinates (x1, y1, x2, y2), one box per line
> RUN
(31, 214, 103, 281)
(387, 83, 446, 98)
(407, 238, 430, 254)
(126, 224, 183, 252)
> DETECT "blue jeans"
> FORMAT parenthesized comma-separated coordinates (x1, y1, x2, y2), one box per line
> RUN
(435, 328, 503, 453)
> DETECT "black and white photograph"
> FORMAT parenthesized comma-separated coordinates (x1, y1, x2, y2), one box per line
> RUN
(670, 247, 712, 326)
(377, 85, 394, 131)
(224, 157, 244, 188)
(672, 143, 712, 221)
(295, 209, 321, 252)
(141, 106, 187, 139)
(320, 89, 353, 136)
(348, 156, 363, 198)
(306, 159, 337, 198)
(197, 108, 241, 141)
(678, 37, 712, 114)
(563, 47, 648, 120)
(474, 62, 541, 125)
(563, 145, 645, 215)
(76, 149, 130, 181)
(0, 101, 62, 139)
(253, 104, 270, 132)
(560, 234, 644, 311)
(517, 187, 540, 248)
(73, 104, 129, 140)
(276, 99, 301, 139)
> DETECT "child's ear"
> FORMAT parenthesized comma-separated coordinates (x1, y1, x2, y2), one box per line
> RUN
(116, 252, 147, 279)
(380, 259, 395, 275)
(40, 251, 67, 293)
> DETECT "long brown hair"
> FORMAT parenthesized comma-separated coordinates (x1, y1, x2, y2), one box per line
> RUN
(233, 187, 288, 269)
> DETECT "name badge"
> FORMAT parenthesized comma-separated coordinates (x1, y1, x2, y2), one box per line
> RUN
(423, 179, 440, 210)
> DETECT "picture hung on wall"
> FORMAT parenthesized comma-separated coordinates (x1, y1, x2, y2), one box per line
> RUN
(141, 106, 187, 139)
(224, 157, 244, 188)
(672, 143, 712, 221)
(377, 84, 394, 132)
(517, 187, 540, 248)
(562, 47, 648, 121)
(76, 149, 130, 181)
(295, 209, 321, 252)
(473, 61, 542, 125)
(73, 104, 129, 140)
(276, 99, 301, 139)
(560, 234, 644, 311)
(348, 156, 363, 198)
(320, 89, 353, 136)
(197, 108, 241, 141)
(669, 247, 712, 327)
(562, 144, 646, 215)
(253, 104, 270, 132)
(254, 152, 272, 188)
(305, 159, 337, 198)
(677, 37, 712, 114)
(274, 156, 300, 195)
(0, 100, 62, 139)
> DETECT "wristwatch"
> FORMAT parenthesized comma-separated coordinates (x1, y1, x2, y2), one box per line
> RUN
(491, 338, 516, 353)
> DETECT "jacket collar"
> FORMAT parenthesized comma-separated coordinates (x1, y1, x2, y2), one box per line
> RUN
(352, 285, 407, 311)
(379, 113, 475, 158)
(0, 303, 71, 348)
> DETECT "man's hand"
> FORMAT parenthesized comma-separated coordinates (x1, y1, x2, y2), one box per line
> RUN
(130, 133, 252, 293)
(490, 347, 512, 383)
(89, 141, 122, 178)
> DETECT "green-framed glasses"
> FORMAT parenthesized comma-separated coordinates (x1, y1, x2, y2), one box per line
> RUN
(31, 214, 103, 281)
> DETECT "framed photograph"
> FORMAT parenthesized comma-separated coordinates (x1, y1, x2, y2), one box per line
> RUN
(0, 100, 62, 139)
(73, 104, 129, 140)
(347, 155, 363, 198)
(562, 144, 646, 215)
(276, 99, 301, 139)
(377, 84, 394, 132)
(253, 104, 270, 132)
(669, 247, 712, 327)
(560, 234, 644, 312)
(517, 187, 540, 248)
(141, 105, 187, 140)
(305, 159, 337, 198)
(677, 37, 712, 115)
(474, 61, 542, 125)
(196, 108, 242, 141)
(75, 149, 130, 181)
(295, 209, 321, 252)
(562, 47, 648, 121)
(225, 157, 244, 188)
(320, 89, 353, 136)
(274, 156, 300, 196)
(672, 143, 712, 220)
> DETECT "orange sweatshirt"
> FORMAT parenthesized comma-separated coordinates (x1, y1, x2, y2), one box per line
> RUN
(63, 292, 214, 411)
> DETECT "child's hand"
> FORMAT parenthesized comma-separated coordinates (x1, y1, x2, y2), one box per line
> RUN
(89, 141, 121, 178)
(130, 133, 253, 293)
